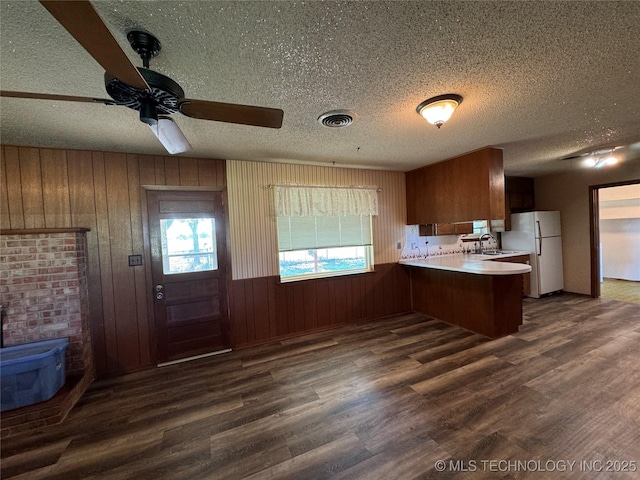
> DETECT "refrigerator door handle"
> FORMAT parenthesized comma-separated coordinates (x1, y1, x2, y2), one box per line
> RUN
(536, 220, 542, 256)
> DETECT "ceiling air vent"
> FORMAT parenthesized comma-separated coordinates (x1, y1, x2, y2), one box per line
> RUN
(318, 110, 356, 128)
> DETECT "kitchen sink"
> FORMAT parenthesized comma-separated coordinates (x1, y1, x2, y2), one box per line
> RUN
(481, 250, 520, 255)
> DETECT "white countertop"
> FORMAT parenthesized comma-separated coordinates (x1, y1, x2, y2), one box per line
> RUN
(399, 251, 532, 275)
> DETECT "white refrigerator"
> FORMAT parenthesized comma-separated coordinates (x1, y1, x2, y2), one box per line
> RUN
(501, 211, 564, 298)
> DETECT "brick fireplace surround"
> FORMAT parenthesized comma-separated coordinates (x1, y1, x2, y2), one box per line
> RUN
(0, 228, 94, 437)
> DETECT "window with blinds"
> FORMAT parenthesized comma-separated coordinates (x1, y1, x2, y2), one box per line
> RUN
(276, 215, 372, 251)
(274, 186, 377, 282)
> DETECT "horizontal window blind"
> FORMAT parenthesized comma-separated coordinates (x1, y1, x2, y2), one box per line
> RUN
(277, 215, 372, 251)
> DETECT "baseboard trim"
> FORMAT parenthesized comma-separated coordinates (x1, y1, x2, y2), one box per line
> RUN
(157, 348, 232, 367)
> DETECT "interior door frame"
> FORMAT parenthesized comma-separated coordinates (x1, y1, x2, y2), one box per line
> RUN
(588, 179, 640, 298)
(141, 185, 231, 364)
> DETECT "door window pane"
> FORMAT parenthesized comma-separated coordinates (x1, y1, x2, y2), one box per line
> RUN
(160, 218, 217, 274)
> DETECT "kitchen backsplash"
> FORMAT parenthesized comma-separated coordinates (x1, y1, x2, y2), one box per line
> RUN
(401, 224, 498, 259)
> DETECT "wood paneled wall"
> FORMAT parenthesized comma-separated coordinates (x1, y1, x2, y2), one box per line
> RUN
(230, 263, 410, 347)
(0, 145, 226, 378)
(1, 146, 410, 378)
(226, 160, 407, 279)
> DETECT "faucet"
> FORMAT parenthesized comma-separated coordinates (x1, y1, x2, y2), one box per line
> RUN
(478, 233, 494, 253)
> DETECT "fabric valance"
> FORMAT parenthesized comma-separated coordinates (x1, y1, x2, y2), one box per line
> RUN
(274, 185, 379, 217)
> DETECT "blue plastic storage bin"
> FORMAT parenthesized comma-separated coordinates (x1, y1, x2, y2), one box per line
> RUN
(1, 337, 69, 412)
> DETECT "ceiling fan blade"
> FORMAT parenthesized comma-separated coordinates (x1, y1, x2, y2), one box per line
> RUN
(39, 0, 149, 91)
(179, 99, 284, 129)
(1, 90, 114, 104)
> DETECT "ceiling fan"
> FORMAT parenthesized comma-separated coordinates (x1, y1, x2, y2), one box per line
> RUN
(0, 0, 284, 154)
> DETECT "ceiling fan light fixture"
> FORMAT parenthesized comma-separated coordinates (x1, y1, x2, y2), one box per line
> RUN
(417, 94, 463, 128)
(149, 116, 192, 154)
(140, 98, 158, 126)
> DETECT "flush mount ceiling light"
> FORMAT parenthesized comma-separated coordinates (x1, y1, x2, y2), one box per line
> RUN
(417, 94, 463, 128)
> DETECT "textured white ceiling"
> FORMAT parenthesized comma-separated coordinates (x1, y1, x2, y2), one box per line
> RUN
(1, 0, 639, 175)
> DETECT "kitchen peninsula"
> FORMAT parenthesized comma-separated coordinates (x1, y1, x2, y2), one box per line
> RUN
(400, 252, 532, 338)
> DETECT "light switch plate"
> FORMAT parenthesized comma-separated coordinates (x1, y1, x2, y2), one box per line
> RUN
(128, 254, 143, 266)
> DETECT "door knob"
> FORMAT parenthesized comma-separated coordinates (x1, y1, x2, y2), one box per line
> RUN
(154, 284, 164, 300)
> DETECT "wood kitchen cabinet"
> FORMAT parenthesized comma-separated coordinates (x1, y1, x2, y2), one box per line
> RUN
(409, 267, 523, 338)
(505, 176, 535, 212)
(504, 176, 535, 231)
(406, 147, 506, 225)
(419, 222, 474, 236)
(492, 254, 531, 296)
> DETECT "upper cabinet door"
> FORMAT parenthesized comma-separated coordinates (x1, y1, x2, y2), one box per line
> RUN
(406, 147, 505, 225)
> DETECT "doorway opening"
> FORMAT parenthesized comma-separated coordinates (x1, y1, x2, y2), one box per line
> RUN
(590, 180, 640, 304)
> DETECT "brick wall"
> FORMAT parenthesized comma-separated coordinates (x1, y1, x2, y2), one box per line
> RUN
(0, 229, 93, 378)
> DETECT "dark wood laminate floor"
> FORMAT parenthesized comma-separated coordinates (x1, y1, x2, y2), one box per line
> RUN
(2, 293, 640, 479)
